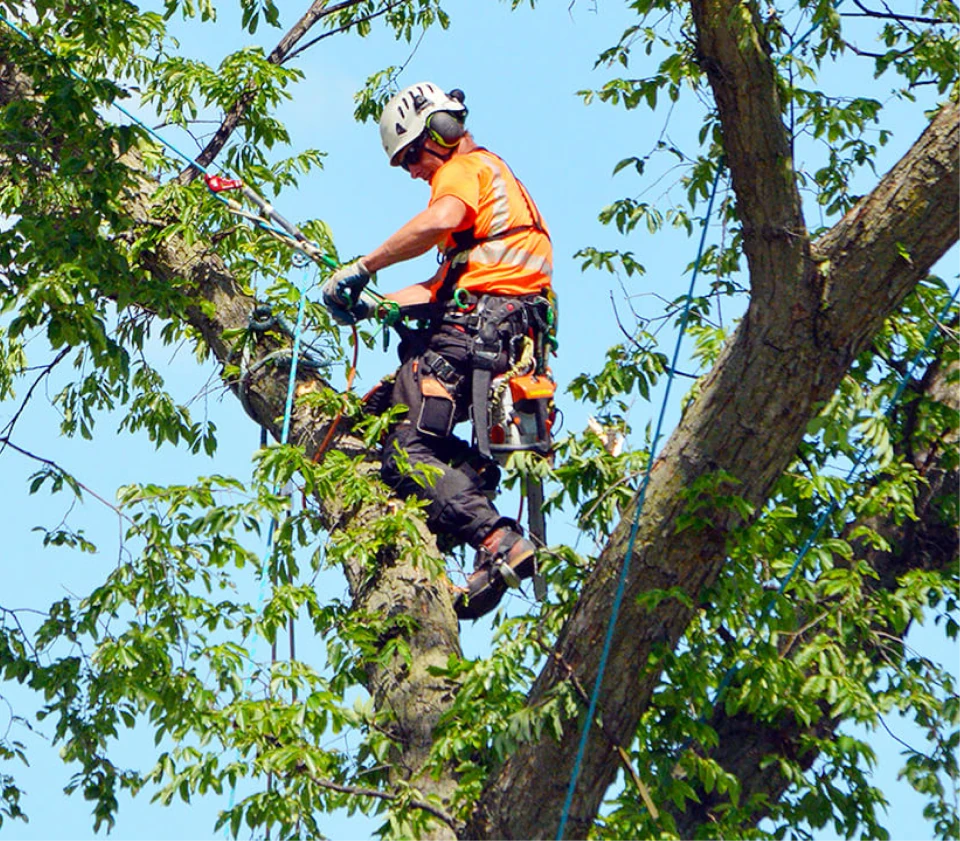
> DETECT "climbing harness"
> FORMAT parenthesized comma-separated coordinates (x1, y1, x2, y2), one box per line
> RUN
(420, 146, 558, 567)
(455, 291, 558, 596)
(432, 292, 557, 459)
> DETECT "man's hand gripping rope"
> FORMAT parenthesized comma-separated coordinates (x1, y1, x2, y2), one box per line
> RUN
(322, 260, 402, 329)
(321, 260, 376, 325)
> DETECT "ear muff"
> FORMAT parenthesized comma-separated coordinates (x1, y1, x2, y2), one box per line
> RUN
(425, 111, 466, 147)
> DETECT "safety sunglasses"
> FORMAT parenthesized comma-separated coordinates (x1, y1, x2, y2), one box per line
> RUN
(399, 139, 424, 171)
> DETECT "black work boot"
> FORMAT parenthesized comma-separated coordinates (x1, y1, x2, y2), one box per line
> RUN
(453, 527, 536, 620)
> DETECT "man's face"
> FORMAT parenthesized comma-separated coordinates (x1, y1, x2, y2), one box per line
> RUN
(399, 138, 446, 183)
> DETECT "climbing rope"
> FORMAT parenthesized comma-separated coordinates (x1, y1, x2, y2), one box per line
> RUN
(555, 160, 726, 840)
(703, 282, 960, 718)
(557, 7, 865, 832)
(222, 262, 317, 829)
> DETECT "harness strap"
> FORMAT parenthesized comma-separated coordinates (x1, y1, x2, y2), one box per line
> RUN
(422, 348, 460, 388)
(444, 222, 543, 263)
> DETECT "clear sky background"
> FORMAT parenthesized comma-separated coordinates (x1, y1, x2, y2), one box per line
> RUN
(0, 1, 957, 839)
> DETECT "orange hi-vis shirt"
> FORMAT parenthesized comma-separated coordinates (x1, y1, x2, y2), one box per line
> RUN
(428, 148, 552, 300)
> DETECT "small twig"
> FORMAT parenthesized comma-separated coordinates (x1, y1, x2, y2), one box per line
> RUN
(842, 40, 917, 60)
(609, 293, 699, 378)
(611, 291, 645, 350)
(0, 606, 43, 661)
(776, 610, 830, 657)
(0, 346, 70, 451)
(579, 470, 644, 525)
(847, 0, 951, 24)
(0, 436, 135, 525)
(877, 713, 938, 760)
(284, 1, 406, 64)
(304, 772, 461, 831)
(549, 648, 660, 820)
(919, 300, 960, 340)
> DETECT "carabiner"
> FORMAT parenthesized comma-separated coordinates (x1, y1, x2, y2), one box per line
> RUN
(453, 287, 470, 310)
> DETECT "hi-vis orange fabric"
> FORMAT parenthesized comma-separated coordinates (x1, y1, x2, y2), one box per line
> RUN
(427, 149, 552, 299)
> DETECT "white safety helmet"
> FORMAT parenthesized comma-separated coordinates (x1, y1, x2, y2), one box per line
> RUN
(379, 82, 467, 166)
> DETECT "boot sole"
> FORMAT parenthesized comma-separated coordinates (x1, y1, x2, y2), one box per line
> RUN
(454, 575, 507, 620)
(454, 546, 536, 621)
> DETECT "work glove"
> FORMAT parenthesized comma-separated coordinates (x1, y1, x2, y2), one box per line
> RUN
(322, 259, 376, 325)
(323, 259, 370, 307)
(325, 289, 378, 326)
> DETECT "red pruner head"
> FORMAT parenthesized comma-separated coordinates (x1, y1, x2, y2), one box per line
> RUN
(204, 174, 243, 193)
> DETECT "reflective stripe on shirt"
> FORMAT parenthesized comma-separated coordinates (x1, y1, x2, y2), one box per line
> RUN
(450, 236, 553, 278)
(484, 158, 512, 235)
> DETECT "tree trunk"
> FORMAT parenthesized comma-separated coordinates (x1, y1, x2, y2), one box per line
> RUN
(2, 18, 958, 837)
(467, 37, 959, 841)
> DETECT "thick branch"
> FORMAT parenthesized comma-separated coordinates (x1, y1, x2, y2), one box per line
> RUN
(469, 99, 958, 841)
(690, 0, 809, 304)
(178, 0, 349, 181)
(673, 350, 960, 836)
(0, 49, 463, 838)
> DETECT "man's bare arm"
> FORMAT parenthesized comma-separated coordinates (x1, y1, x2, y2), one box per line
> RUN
(363, 195, 470, 272)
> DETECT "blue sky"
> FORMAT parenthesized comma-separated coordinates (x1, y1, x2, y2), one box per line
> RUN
(0, 1, 957, 839)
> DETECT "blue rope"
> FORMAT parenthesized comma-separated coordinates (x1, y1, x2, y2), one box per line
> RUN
(705, 282, 959, 711)
(557, 6, 872, 829)
(224, 264, 314, 831)
(264, 269, 311, 546)
(555, 161, 725, 840)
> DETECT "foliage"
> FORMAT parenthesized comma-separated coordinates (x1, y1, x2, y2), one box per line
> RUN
(0, 0, 956, 839)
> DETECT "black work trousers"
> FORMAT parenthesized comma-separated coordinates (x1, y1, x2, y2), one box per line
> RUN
(380, 323, 507, 549)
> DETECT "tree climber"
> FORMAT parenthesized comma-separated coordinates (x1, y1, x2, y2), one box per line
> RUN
(322, 81, 555, 620)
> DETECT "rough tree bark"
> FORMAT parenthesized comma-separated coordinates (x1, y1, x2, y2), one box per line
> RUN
(2, 2, 958, 835)
(466, 0, 959, 833)
(670, 352, 960, 836)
